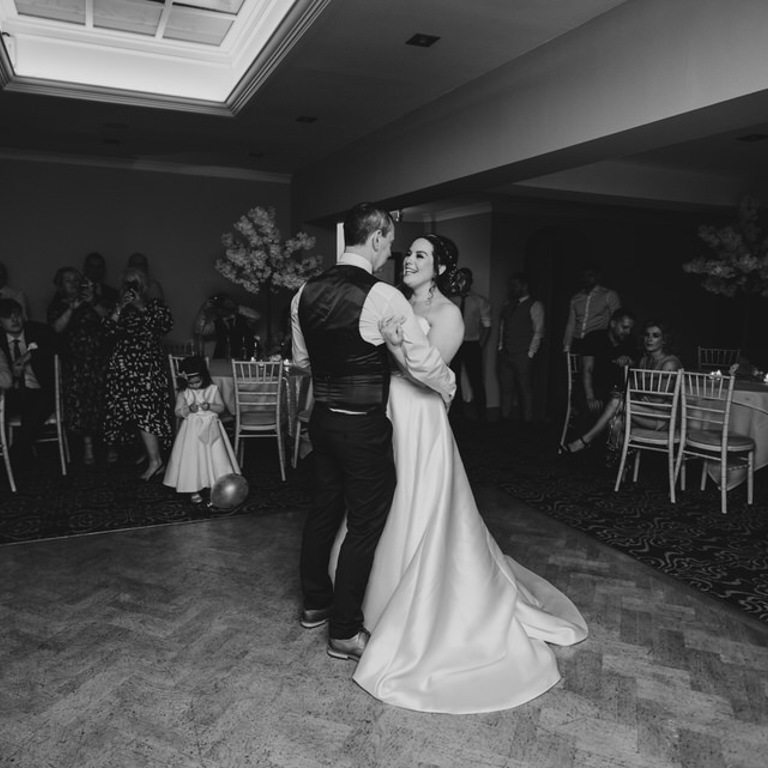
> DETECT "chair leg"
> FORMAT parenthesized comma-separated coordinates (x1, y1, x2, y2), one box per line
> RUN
(667, 449, 676, 504)
(56, 425, 67, 476)
(747, 451, 754, 505)
(719, 452, 727, 515)
(613, 442, 630, 492)
(632, 450, 641, 483)
(699, 463, 707, 491)
(277, 428, 286, 482)
(560, 403, 571, 447)
(292, 427, 301, 469)
(2, 445, 16, 493)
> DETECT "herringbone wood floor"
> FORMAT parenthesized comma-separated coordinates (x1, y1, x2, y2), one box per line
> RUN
(1, 484, 766, 768)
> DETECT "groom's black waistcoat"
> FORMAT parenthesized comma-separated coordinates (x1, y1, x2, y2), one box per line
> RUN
(299, 265, 390, 411)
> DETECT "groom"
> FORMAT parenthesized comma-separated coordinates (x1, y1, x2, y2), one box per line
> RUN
(291, 202, 455, 661)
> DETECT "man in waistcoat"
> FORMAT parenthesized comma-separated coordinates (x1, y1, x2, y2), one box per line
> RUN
(291, 203, 455, 662)
(497, 272, 545, 424)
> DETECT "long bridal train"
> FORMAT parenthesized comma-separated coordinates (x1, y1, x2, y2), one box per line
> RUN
(331, 373, 588, 714)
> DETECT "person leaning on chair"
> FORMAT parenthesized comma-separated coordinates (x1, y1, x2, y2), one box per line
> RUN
(559, 307, 637, 454)
(0, 298, 58, 463)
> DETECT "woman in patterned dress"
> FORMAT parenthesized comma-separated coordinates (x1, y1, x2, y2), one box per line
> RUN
(47, 266, 109, 465)
(102, 268, 174, 480)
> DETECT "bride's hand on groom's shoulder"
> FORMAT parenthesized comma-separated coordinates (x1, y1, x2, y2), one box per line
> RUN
(380, 315, 405, 346)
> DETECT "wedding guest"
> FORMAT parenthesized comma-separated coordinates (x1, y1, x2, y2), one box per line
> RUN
(48, 266, 108, 465)
(497, 272, 545, 424)
(163, 356, 240, 504)
(0, 298, 58, 462)
(450, 268, 492, 421)
(127, 252, 165, 302)
(563, 262, 621, 353)
(82, 252, 120, 317)
(561, 317, 677, 455)
(102, 268, 174, 479)
(0, 263, 30, 320)
(193, 294, 261, 359)
(579, 307, 637, 422)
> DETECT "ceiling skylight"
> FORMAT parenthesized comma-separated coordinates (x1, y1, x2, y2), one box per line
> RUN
(0, 0, 330, 112)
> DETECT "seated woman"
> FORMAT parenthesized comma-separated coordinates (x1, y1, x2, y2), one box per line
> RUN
(562, 319, 681, 454)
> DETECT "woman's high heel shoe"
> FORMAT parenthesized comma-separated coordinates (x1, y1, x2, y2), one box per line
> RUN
(142, 464, 165, 482)
(558, 437, 590, 456)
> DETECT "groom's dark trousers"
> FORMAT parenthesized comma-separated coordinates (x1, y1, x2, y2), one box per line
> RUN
(301, 403, 396, 639)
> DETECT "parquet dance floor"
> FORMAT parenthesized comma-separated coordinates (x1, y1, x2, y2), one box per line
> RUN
(1, 484, 766, 768)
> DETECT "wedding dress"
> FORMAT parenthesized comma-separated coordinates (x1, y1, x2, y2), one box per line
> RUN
(337, 319, 588, 714)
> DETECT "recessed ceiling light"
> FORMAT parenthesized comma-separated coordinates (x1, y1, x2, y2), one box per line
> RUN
(406, 34, 440, 48)
(736, 133, 768, 142)
(296, 116, 318, 123)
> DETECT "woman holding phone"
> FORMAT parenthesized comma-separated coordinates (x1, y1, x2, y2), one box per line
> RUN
(102, 268, 174, 479)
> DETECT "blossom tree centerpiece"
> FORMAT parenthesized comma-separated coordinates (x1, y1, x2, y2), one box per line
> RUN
(683, 196, 768, 351)
(216, 206, 323, 353)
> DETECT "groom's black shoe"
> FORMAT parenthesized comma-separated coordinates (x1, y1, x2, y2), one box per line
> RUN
(327, 629, 370, 661)
(300, 606, 332, 629)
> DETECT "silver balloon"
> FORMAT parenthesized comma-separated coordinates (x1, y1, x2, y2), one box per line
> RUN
(210, 473, 249, 509)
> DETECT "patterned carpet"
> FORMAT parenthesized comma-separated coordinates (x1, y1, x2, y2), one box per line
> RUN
(0, 442, 311, 546)
(2, 424, 767, 625)
(455, 420, 768, 626)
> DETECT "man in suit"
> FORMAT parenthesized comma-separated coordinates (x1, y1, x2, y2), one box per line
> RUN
(291, 202, 455, 661)
(0, 298, 58, 462)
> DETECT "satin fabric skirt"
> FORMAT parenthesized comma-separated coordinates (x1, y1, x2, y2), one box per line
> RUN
(335, 375, 588, 714)
(163, 412, 239, 493)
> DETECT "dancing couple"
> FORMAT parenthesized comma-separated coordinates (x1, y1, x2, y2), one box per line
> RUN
(290, 203, 587, 714)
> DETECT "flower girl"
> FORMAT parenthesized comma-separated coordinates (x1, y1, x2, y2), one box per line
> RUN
(163, 356, 240, 503)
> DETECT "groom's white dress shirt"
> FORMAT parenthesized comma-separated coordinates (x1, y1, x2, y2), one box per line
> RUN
(291, 252, 455, 405)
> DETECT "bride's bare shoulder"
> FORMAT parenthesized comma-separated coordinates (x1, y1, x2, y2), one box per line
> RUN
(435, 296, 462, 320)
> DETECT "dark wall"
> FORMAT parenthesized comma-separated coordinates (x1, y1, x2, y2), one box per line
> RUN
(0, 159, 292, 345)
(490, 199, 767, 422)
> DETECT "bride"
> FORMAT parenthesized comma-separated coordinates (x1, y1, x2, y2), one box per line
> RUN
(335, 233, 588, 714)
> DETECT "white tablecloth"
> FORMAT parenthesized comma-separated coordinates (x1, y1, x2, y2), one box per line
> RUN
(706, 381, 768, 489)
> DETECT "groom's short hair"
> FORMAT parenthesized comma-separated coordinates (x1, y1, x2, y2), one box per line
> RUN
(343, 203, 394, 247)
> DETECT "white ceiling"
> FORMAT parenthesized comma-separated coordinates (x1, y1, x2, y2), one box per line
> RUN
(1, 0, 767, 213)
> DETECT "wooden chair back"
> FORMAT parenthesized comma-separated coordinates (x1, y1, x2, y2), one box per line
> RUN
(697, 347, 740, 372)
(559, 352, 582, 446)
